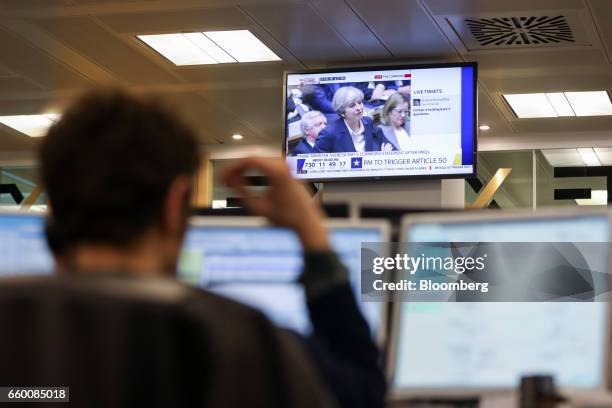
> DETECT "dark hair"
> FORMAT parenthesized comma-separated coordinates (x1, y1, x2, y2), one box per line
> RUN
(40, 88, 200, 252)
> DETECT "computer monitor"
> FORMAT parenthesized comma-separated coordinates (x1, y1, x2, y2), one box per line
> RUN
(0, 210, 53, 276)
(284, 62, 477, 182)
(389, 208, 611, 397)
(178, 217, 390, 342)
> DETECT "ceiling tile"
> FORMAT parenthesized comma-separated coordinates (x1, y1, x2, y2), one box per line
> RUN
(0, 26, 91, 90)
(71, 0, 154, 4)
(202, 86, 283, 141)
(0, 77, 44, 93)
(511, 116, 612, 134)
(477, 87, 513, 136)
(0, 65, 15, 78)
(309, 0, 390, 59)
(0, 99, 53, 116)
(589, 0, 612, 64)
(347, 0, 455, 57)
(242, 3, 360, 63)
(594, 148, 612, 166)
(165, 93, 270, 145)
(98, 7, 250, 34)
(35, 16, 180, 84)
(0, 0, 70, 9)
(423, 0, 584, 15)
(0, 126, 37, 152)
(480, 63, 612, 89)
(477, 50, 609, 89)
(177, 63, 288, 84)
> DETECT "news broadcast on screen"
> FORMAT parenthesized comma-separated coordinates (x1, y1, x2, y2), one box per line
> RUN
(284, 63, 476, 181)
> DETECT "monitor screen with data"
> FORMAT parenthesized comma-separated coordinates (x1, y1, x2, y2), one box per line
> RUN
(0, 211, 53, 276)
(390, 210, 610, 394)
(178, 218, 388, 339)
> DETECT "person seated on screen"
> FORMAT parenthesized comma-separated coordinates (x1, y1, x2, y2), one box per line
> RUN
(287, 87, 312, 124)
(314, 86, 393, 153)
(40, 89, 385, 408)
(387, 80, 411, 99)
(300, 83, 336, 115)
(301, 82, 394, 117)
(374, 93, 411, 151)
(292, 111, 327, 156)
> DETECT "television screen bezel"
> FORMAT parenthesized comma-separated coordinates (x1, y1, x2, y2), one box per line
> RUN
(282, 61, 478, 183)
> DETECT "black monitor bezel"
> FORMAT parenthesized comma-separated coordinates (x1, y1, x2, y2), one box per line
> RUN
(282, 61, 478, 183)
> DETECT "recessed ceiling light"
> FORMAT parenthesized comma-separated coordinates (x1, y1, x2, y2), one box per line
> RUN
(212, 199, 228, 208)
(182, 32, 236, 63)
(545, 93, 574, 117)
(0, 113, 60, 137)
(232, 134, 243, 140)
(503, 91, 612, 118)
(503, 93, 557, 118)
(541, 148, 584, 167)
(577, 147, 601, 167)
(575, 190, 607, 206)
(138, 34, 218, 65)
(479, 125, 490, 131)
(137, 30, 280, 66)
(565, 91, 612, 116)
(593, 148, 612, 165)
(204, 30, 281, 63)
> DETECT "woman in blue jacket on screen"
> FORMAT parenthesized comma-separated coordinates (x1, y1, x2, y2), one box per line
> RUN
(315, 86, 392, 153)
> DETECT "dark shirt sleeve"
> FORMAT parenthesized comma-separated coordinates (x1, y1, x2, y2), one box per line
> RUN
(373, 127, 397, 151)
(298, 251, 386, 408)
(314, 127, 333, 153)
(302, 85, 335, 114)
(351, 82, 374, 101)
(286, 96, 296, 113)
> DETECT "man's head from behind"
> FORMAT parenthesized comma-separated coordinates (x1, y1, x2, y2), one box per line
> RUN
(40, 89, 199, 273)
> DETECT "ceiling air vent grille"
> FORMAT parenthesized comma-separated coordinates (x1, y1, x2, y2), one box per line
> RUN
(466, 16, 574, 47)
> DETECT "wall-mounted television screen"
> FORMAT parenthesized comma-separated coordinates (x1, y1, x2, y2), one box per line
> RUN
(284, 62, 477, 182)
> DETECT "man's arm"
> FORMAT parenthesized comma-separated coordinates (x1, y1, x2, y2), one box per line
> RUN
(300, 251, 386, 408)
(220, 158, 386, 408)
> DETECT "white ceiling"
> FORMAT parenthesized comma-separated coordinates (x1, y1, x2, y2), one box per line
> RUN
(0, 0, 611, 155)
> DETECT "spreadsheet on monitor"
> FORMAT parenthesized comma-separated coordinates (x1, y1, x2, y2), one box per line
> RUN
(179, 218, 388, 338)
(391, 210, 610, 394)
(0, 212, 52, 276)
